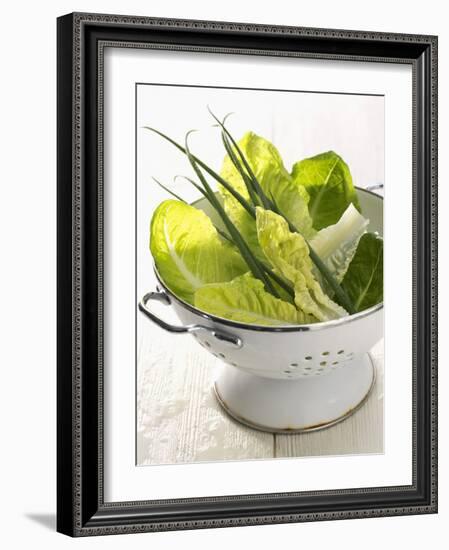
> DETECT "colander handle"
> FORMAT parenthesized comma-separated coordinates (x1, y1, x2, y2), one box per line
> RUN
(365, 183, 384, 194)
(138, 291, 243, 349)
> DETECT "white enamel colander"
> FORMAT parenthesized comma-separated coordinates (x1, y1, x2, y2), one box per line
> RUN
(139, 187, 383, 433)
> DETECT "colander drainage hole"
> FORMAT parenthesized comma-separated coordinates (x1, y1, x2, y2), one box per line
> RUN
(284, 369, 292, 374)
(205, 341, 211, 348)
(322, 351, 330, 356)
(332, 361, 339, 365)
(320, 361, 327, 366)
(337, 349, 345, 355)
(290, 363, 299, 368)
(219, 353, 225, 359)
(304, 356, 312, 361)
(304, 366, 312, 371)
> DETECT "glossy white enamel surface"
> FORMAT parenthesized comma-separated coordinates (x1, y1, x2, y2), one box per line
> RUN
(171, 300, 383, 380)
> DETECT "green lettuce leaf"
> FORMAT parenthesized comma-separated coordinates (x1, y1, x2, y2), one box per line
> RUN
(256, 207, 347, 322)
(194, 273, 313, 325)
(291, 151, 360, 230)
(219, 192, 262, 259)
(150, 200, 247, 304)
(219, 132, 315, 257)
(341, 232, 383, 312)
(309, 203, 369, 286)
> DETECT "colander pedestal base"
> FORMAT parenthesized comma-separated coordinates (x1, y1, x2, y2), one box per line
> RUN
(214, 354, 375, 434)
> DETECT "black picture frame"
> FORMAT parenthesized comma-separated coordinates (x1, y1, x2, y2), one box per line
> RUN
(57, 12, 438, 536)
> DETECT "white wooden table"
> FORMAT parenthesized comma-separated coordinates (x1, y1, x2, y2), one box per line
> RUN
(137, 331, 384, 465)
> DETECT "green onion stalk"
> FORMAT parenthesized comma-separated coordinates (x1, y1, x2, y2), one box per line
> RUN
(145, 122, 356, 314)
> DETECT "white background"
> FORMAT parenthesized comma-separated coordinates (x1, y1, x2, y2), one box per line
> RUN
(0, 1, 445, 549)
(106, 49, 413, 501)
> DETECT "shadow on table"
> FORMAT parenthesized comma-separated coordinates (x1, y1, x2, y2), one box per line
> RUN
(25, 513, 56, 531)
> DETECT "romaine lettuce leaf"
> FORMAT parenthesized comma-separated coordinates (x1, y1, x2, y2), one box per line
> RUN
(219, 132, 315, 257)
(341, 232, 383, 312)
(219, 192, 263, 259)
(194, 273, 313, 325)
(291, 151, 360, 230)
(256, 207, 348, 322)
(309, 203, 369, 285)
(150, 200, 247, 304)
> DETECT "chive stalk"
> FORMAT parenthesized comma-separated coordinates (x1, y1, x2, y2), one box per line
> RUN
(144, 127, 256, 218)
(268, 194, 355, 313)
(221, 142, 356, 314)
(221, 132, 260, 207)
(152, 177, 187, 203)
(147, 124, 355, 314)
(183, 132, 279, 298)
(208, 108, 272, 209)
(169, 174, 294, 299)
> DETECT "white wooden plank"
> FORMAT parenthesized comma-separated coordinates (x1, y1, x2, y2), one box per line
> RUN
(137, 328, 274, 465)
(138, 328, 384, 464)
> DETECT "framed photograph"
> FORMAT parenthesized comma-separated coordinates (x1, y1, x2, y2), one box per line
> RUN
(57, 12, 438, 536)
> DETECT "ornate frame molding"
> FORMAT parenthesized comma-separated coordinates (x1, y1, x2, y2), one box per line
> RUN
(57, 12, 437, 536)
